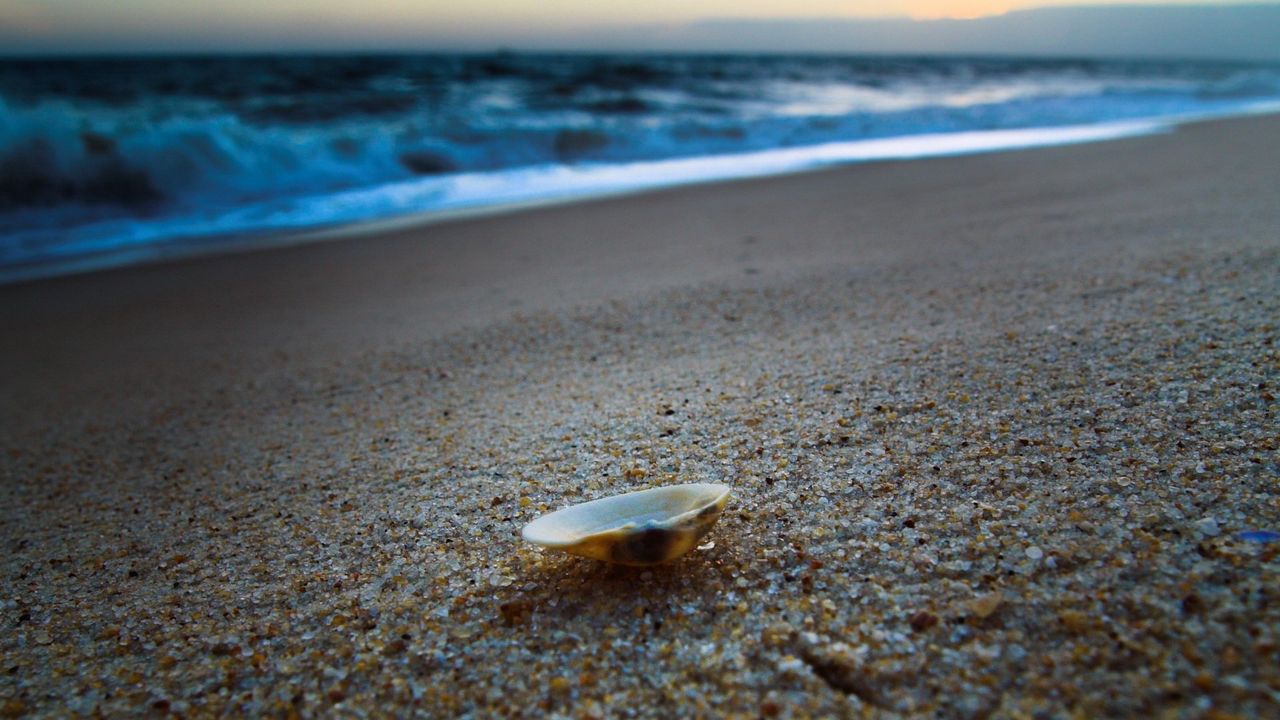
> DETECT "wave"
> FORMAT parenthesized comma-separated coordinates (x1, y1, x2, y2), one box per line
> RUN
(2, 54, 1279, 276)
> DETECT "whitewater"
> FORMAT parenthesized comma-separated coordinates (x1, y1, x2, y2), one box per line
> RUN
(2, 53, 1280, 280)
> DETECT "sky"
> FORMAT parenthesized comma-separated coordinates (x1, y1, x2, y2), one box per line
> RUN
(0, 1, 1276, 57)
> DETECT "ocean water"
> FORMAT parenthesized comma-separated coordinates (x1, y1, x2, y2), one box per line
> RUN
(2, 53, 1279, 280)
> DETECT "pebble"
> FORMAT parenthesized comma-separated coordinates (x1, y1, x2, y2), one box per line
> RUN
(1194, 517, 1221, 537)
(908, 610, 939, 632)
(968, 592, 1004, 620)
(776, 656, 806, 674)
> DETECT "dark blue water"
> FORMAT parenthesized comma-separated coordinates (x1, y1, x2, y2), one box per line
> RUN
(2, 53, 1279, 280)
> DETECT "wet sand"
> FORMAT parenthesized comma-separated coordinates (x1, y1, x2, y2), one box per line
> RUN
(1, 114, 1278, 717)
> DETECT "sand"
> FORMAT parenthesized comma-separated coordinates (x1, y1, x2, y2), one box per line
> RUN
(1, 114, 1277, 717)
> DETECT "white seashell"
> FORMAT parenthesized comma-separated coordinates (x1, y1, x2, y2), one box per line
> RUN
(521, 483, 731, 565)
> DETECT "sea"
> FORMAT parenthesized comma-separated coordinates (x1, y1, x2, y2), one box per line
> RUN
(3, 53, 1280, 281)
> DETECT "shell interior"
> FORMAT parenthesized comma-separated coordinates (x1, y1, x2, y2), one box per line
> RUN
(522, 483, 731, 565)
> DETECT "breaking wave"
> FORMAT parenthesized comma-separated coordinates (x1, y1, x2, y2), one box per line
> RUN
(2, 54, 1279, 277)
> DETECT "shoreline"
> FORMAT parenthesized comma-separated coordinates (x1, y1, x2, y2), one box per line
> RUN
(5, 105, 1278, 287)
(1, 111, 1277, 716)
(4, 112, 1279, 424)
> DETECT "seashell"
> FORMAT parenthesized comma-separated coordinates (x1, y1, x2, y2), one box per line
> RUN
(521, 483, 731, 566)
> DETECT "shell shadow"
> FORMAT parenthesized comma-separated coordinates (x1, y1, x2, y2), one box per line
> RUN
(502, 541, 749, 632)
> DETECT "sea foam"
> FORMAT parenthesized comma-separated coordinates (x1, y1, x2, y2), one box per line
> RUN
(2, 54, 1279, 280)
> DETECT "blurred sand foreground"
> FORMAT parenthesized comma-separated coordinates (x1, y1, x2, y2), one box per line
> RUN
(1, 115, 1277, 717)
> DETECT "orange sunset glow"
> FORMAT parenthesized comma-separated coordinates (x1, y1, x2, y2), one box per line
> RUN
(905, 0, 1015, 19)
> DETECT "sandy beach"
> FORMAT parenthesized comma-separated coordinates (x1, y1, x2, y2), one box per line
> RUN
(1, 113, 1278, 717)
